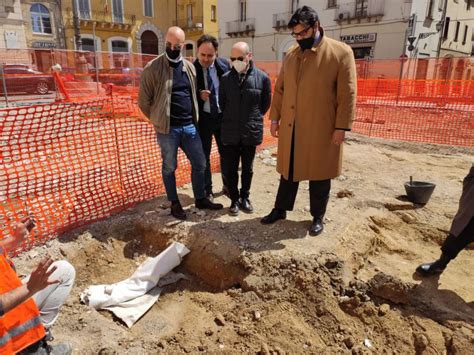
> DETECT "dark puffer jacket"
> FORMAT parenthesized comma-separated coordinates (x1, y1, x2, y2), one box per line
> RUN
(218, 61, 272, 146)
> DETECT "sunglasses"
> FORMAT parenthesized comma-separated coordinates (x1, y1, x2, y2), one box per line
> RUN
(291, 26, 312, 38)
(230, 56, 245, 61)
(166, 42, 183, 50)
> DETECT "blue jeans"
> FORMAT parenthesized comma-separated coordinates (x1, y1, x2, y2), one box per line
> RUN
(157, 124, 207, 201)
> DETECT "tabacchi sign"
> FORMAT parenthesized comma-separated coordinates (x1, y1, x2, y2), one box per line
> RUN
(340, 33, 377, 44)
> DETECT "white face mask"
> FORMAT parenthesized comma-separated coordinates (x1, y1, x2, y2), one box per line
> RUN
(232, 60, 247, 73)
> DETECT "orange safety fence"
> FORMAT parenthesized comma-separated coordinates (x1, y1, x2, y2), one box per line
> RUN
(0, 51, 473, 254)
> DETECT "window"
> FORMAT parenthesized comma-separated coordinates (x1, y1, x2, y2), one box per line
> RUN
(240, 0, 246, 21)
(426, 0, 435, 19)
(291, 0, 299, 12)
(443, 17, 450, 39)
(454, 21, 460, 42)
(211, 5, 216, 22)
(77, 0, 90, 19)
(111, 40, 128, 52)
(82, 38, 95, 52)
(186, 4, 193, 27)
(112, 0, 124, 23)
(143, 0, 153, 17)
(355, 0, 368, 17)
(462, 25, 468, 45)
(30, 4, 52, 34)
(327, 0, 337, 8)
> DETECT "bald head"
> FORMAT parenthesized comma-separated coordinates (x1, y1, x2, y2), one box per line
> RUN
(231, 42, 250, 57)
(166, 26, 185, 48)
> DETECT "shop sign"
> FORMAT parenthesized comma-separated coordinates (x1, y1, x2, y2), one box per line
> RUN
(340, 33, 377, 44)
(32, 41, 57, 49)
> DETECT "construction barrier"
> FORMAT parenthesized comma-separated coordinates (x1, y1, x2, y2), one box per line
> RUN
(0, 50, 473, 253)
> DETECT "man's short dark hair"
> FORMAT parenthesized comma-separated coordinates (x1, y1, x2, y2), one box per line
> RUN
(288, 6, 319, 29)
(197, 34, 219, 50)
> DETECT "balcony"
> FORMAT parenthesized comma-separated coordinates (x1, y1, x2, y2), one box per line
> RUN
(173, 17, 204, 32)
(273, 12, 292, 30)
(335, 0, 385, 23)
(65, 8, 136, 31)
(226, 18, 255, 37)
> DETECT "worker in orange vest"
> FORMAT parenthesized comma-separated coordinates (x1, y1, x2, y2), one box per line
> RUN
(0, 217, 75, 354)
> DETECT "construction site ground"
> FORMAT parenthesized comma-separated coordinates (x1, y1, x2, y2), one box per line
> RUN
(14, 133, 474, 354)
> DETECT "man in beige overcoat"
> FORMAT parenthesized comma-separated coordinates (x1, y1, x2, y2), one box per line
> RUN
(261, 6, 357, 236)
(416, 164, 474, 276)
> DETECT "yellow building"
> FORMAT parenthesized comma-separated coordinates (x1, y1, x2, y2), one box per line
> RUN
(62, 0, 176, 62)
(175, 0, 218, 57)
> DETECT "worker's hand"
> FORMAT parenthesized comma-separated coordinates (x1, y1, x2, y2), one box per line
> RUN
(200, 90, 211, 101)
(26, 257, 59, 295)
(11, 216, 35, 248)
(332, 130, 345, 145)
(270, 122, 279, 138)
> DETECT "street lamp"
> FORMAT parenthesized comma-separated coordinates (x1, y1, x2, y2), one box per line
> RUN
(435, 21, 443, 32)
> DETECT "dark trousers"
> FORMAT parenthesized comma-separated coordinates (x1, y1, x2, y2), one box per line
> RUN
(274, 127, 331, 219)
(222, 143, 257, 201)
(441, 217, 474, 260)
(199, 112, 227, 195)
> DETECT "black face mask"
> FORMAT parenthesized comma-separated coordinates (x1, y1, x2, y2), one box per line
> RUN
(297, 27, 316, 51)
(166, 46, 181, 60)
(297, 36, 315, 51)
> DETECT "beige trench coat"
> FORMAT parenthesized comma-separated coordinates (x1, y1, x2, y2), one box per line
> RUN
(269, 29, 357, 181)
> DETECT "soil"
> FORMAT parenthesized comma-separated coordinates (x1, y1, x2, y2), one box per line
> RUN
(14, 133, 474, 354)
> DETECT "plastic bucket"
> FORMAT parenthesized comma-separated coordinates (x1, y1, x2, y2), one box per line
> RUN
(404, 181, 436, 204)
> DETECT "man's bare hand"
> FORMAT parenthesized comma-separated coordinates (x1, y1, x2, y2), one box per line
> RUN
(200, 90, 211, 101)
(270, 122, 279, 138)
(332, 130, 345, 145)
(26, 257, 59, 294)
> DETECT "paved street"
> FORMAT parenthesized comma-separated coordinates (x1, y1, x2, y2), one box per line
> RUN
(0, 93, 57, 108)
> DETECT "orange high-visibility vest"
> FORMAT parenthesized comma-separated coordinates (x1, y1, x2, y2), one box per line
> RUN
(0, 247, 45, 354)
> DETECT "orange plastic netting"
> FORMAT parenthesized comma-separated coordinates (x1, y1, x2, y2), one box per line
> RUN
(0, 53, 473, 253)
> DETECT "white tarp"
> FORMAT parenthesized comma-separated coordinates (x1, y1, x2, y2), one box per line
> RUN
(81, 242, 190, 327)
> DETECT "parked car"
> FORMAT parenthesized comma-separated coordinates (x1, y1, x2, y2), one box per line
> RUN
(0, 65, 55, 95)
(89, 67, 143, 88)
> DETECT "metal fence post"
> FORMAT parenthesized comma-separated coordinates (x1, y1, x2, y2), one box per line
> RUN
(0, 63, 9, 107)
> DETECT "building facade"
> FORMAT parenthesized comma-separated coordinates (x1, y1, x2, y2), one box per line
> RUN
(62, 0, 176, 59)
(0, 0, 27, 51)
(175, 0, 219, 57)
(217, 0, 474, 61)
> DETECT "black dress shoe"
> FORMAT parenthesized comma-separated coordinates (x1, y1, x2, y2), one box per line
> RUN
(239, 198, 253, 213)
(261, 208, 286, 224)
(171, 200, 186, 220)
(309, 218, 324, 236)
(206, 193, 214, 203)
(416, 260, 447, 276)
(195, 197, 223, 210)
(229, 200, 239, 216)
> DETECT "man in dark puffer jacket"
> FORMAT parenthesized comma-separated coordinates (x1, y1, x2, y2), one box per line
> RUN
(219, 42, 272, 215)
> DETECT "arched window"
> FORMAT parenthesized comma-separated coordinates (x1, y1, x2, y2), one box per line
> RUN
(31, 4, 52, 34)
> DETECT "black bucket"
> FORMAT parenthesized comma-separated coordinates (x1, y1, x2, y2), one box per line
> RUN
(404, 181, 436, 204)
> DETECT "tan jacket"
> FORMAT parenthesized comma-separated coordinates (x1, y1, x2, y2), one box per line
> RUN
(450, 163, 474, 237)
(269, 29, 357, 181)
(138, 53, 199, 134)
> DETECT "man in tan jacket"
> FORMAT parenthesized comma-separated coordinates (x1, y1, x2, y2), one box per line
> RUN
(138, 27, 223, 220)
(261, 6, 357, 236)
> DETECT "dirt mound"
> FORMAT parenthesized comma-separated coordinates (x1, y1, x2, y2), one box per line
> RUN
(13, 136, 474, 353)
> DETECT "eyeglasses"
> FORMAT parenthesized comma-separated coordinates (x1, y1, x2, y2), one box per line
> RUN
(166, 42, 183, 51)
(230, 56, 245, 61)
(291, 26, 312, 38)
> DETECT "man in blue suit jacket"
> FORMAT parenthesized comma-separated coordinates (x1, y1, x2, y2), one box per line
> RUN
(194, 35, 231, 201)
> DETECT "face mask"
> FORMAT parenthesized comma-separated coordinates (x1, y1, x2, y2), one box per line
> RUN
(297, 27, 316, 51)
(232, 60, 247, 73)
(166, 46, 182, 62)
(297, 36, 315, 51)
